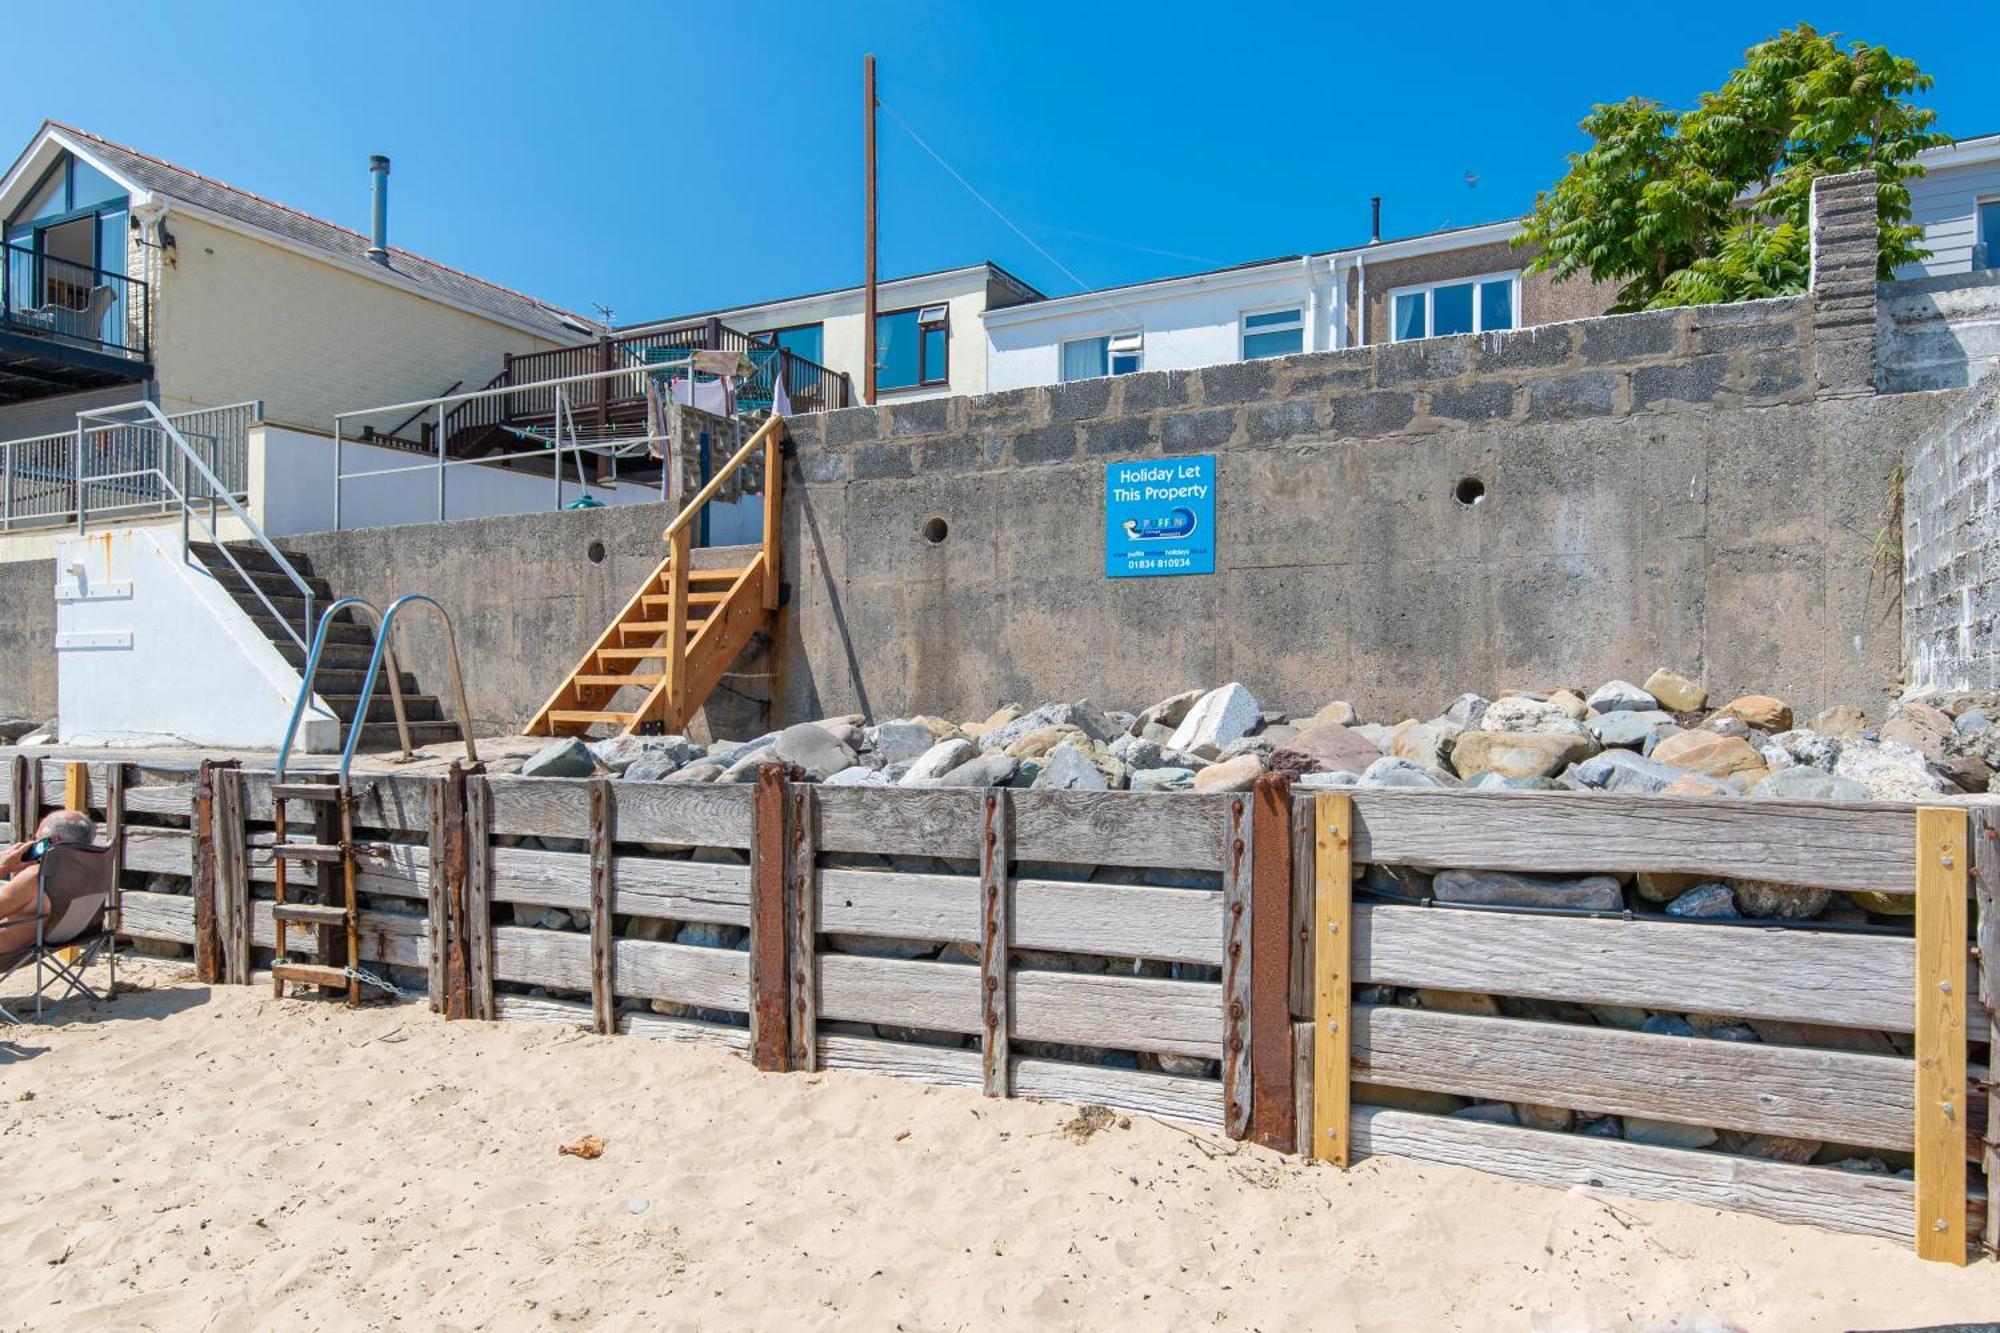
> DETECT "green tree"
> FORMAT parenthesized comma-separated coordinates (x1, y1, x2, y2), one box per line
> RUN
(1518, 25, 1949, 311)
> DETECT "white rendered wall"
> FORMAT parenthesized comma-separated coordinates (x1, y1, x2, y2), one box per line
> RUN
(251, 424, 658, 536)
(984, 263, 1331, 392)
(55, 528, 339, 750)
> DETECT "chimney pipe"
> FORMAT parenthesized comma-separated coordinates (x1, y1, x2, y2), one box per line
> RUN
(1370, 196, 1381, 245)
(366, 155, 391, 265)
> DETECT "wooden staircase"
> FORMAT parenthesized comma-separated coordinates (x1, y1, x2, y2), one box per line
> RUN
(528, 416, 786, 738)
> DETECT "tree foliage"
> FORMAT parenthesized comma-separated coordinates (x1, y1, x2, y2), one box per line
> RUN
(1518, 25, 1949, 311)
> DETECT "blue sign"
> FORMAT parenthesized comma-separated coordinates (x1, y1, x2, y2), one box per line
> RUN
(1105, 455, 1216, 578)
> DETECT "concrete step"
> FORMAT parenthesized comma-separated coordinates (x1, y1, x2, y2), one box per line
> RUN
(349, 720, 463, 750)
(319, 693, 445, 724)
(225, 590, 356, 629)
(273, 641, 377, 671)
(210, 564, 337, 603)
(190, 541, 316, 580)
(253, 615, 373, 646)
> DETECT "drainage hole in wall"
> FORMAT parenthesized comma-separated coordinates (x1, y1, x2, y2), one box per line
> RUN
(1454, 477, 1487, 508)
(586, 539, 607, 564)
(922, 517, 949, 545)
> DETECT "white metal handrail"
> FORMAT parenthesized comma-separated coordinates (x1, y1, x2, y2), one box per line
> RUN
(73, 401, 315, 651)
(0, 400, 258, 533)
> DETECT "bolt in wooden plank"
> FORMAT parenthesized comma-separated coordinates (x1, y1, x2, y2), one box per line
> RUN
(191, 760, 222, 984)
(980, 788, 1012, 1099)
(1916, 805, 1969, 1265)
(749, 764, 792, 1071)
(1221, 792, 1253, 1140)
(466, 775, 495, 1020)
(1249, 772, 1296, 1151)
(787, 783, 819, 1071)
(1313, 791, 1354, 1167)
(1975, 804, 2000, 1257)
(589, 778, 617, 1036)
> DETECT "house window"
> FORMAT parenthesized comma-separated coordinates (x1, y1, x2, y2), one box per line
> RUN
(1978, 199, 2000, 270)
(1060, 331, 1144, 381)
(1390, 273, 1519, 341)
(877, 303, 949, 390)
(752, 322, 824, 367)
(1241, 307, 1304, 360)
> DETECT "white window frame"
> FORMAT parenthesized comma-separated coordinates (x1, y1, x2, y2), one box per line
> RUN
(1387, 269, 1521, 342)
(1239, 305, 1305, 361)
(1059, 329, 1145, 382)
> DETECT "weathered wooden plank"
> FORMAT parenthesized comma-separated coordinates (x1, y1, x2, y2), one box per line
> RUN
(105, 764, 126, 988)
(214, 769, 250, 985)
(813, 786, 1227, 870)
(1346, 788, 1920, 893)
(788, 784, 819, 1072)
(238, 771, 434, 833)
(1974, 804, 2000, 1257)
(1916, 805, 1970, 1264)
(1356, 903, 1979, 1036)
(816, 868, 1222, 965)
(1355, 1005, 1916, 1150)
(489, 846, 751, 923)
(496, 993, 751, 1052)
(426, 780, 447, 1013)
(589, 779, 617, 1036)
(122, 783, 194, 817)
(1314, 792, 1354, 1166)
(1348, 1105, 1922, 1243)
(439, 764, 472, 1021)
(119, 891, 426, 970)
(816, 952, 1223, 1059)
(8, 756, 33, 845)
(490, 927, 748, 1012)
(980, 788, 1012, 1098)
(191, 760, 223, 983)
(1249, 772, 1294, 1151)
(1289, 792, 1315, 1020)
(122, 826, 429, 899)
(482, 775, 752, 847)
(749, 765, 791, 1071)
(1221, 793, 1252, 1139)
(37, 760, 193, 814)
(814, 1034, 1225, 1127)
(466, 776, 495, 1021)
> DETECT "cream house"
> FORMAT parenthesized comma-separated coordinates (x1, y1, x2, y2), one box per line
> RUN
(0, 121, 601, 443)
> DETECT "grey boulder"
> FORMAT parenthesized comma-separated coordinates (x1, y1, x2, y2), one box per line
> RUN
(1432, 869, 1624, 911)
(773, 722, 858, 781)
(523, 737, 597, 779)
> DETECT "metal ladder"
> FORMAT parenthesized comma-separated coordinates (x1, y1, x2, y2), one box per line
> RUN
(270, 595, 479, 1003)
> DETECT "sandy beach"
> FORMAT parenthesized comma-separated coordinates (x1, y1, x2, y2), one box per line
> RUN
(3, 963, 1997, 1332)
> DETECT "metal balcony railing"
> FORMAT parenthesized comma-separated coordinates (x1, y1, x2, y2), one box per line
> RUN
(1, 241, 150, 362)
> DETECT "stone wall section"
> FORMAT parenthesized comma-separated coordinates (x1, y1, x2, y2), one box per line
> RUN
(1904, 367, 2000, 691)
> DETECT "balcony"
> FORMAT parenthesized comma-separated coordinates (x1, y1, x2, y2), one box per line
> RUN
(0, 240, 151, 404)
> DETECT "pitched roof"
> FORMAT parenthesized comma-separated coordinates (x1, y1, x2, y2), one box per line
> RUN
(43, 122, 602, 343)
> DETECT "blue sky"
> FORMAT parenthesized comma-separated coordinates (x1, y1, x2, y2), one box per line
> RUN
(3, 4, 1992, 323)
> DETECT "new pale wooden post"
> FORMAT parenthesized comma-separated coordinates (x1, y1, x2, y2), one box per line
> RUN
(60, 762, 89, 962)
(1914, 805, 1969, 1265)
(1973, 805, 2000, 1257)
(1311, 792, 1354, 1166)
(666, 525, 690, 726)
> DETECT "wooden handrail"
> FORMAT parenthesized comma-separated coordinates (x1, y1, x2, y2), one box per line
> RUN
(661, 414, 785, 544)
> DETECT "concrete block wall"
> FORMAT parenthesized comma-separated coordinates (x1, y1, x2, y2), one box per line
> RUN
(1904, 367, 2000, 692)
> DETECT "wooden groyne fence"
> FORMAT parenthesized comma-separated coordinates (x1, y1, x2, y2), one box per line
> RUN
(6, 753, 1993, 1264)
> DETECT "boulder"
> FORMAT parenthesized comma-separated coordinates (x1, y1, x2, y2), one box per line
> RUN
(663, 761, 724, 784)
(1463, 772, 1564, 790)
(982, 701, 1115, 753)
(1763, 729, 1839, 772)
(1450, 730, 1596, 780)
(902, 738, 976, 784)
(1440, 693, 1490, 730)
(1753, 767, 1870, 801)
(773, 722, 858, 780)
(825, 765, 896, 787)
(1661, 772, 1738, 796)
(936, 753, 1020, 787)
(1700, 715, 1755, 739)
(720, 746, 779, 782)
(1034, 741, 1109, 791)
(1388, 720, 1454, 773)
(1731, 878, 1832, 919)
(1808, 705, 1868, 739)
(1130, 767, 1197, 792)
(1190, 753, 1265, 793)
(1267, 723, 1382, 777)
(1132, 689, 1204, 736)
(1641, 1014, 1696, 1037)
(1649, 731, 1767, 782)
(869, 721, 941, 766)
(1479, 695, 1591, 736)
(587, 735, 654, 774)
(1546, 690, 1590, 720)
(1642, 668, 1707, 713)
(1588, 709, 1677, 750)
(1586, 680, 1658, 714)
(1624, 1117, 1718, 1150)
(1358, 756, 1458, 788)
(1432, 869, 1623, 911)
(1309, 699, 1359, 728)
(522, 738, 598, 779)
(1294, 772, 1362, 789)
(1833, 738, 1953, 800)
(1879, 701, 1956, 760)
(1005, 725, 1085, 760)
(1167, 683, 1261, 754)
(623, 751, 684, 782)
(1568, 749, 1686, 794)
(1714, 694, 1793, 732)
(1665, 883, 1738, 918)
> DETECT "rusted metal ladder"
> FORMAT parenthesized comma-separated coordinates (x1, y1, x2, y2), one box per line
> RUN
(269, 775, 361, 1005)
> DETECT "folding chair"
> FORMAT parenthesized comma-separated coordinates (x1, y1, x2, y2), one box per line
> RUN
(0, 841, 117, 1024)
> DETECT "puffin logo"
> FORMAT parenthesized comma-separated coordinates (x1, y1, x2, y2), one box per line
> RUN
(1122, 506, 1199, 541)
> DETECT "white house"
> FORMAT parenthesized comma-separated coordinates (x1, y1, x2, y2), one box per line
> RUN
(1901, 130, 2000, 277)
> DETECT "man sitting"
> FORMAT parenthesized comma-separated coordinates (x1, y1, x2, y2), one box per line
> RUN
(0, 811, 97, 966)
